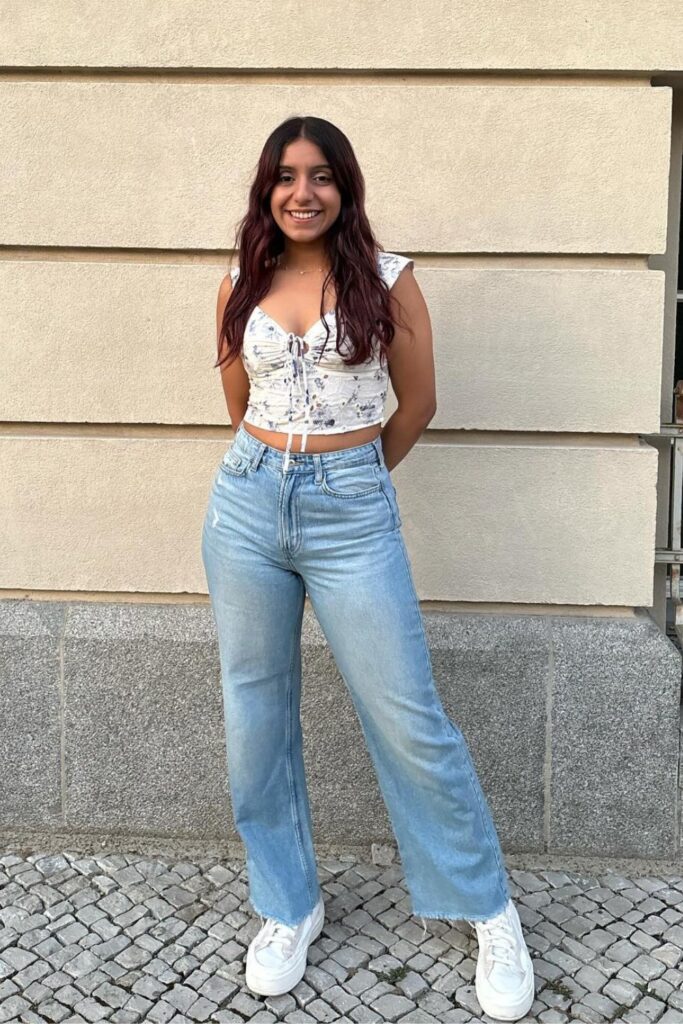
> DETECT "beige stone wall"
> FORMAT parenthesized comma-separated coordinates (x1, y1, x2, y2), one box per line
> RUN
(2, 1, 683, 71)
(0, 2, 678, 608)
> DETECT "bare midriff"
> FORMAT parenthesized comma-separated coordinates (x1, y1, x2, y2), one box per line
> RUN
(239, 419, 382, 454)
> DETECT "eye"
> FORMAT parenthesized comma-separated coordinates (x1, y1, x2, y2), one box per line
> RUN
(277, 173, 333, 184)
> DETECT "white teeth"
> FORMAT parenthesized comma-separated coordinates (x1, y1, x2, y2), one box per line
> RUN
(289, 211, 320, 220)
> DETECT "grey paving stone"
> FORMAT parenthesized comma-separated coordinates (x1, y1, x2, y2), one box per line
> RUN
(38, 999, 74, 1022)
(343, 968, 377, 996)
(5, 850, 683, 1022)
(416, 990, 456, 1015)
(652, 942, 682, 969)
(603, 976, 641, 1007)
(396, 969, 429, 1000)
(570, 1004, 605, 1023)
(431, 967, 462, 997)
(305, 998, 339, 1022)
(512, 871, 549, 893)
(450, 983, 481, 1015)
(147, 1006, 179, 1023)
(663, 925, 683, 947)
(563, 917, 595, 939)
(197, 972, 237, 1003)
(544, 904, 576, 926)
(369, 993, 417, 1020)
(629, 954, 667, 981)
(396, 1010, 440, 1024)
(649, 976, 673, 1001)
(631, 929, 660, 952)
(641, 917, 670, 938)
(73, 995, 115, 1020)
(359, 980, 394, 1004)
(23, 1010, 62, 1024)
(545, 948, 583, 974)
(92, 980, 129, 1008)
(607, 939, 642, 964)
(320, 984, 360, 1014)
(348, 1006, 381, 1023)
(164, 984, 201, 1014)
(636, 995, 668, 1020)
(0, 994, 30, 1020)
(63, 950, 104, 978)
(186, 995, 218, 1020)
(581, 992, 620, 1017)
(582, 929, 615, 954)
(573, 965, 607, 992)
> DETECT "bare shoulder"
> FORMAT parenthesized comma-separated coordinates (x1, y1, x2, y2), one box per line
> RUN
(385, 258, 436, 417)
(216, 272, 234, 318)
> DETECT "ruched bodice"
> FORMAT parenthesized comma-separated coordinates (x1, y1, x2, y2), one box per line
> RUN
(230, 250, 413, 467)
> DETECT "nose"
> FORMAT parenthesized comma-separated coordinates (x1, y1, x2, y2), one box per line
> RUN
(292, 177, 315, 204)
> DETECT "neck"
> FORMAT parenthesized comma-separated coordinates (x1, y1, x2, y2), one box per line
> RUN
(280, 240, 328, 271)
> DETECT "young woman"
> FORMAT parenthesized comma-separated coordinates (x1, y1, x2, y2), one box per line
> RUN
(201, 115, 535, 1021)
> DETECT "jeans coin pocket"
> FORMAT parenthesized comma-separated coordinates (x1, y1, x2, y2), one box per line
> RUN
(321, 462, 382, 498)
(220, 449, 249, 477)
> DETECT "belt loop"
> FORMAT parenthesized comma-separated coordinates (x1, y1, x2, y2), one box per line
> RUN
(374, 435, 386, 468)
(239, 426, 264, 470)
(313, 453, 323, 485)
(249, 443, 265, 470)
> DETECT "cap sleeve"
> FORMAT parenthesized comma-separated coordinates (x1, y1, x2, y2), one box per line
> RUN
(229, 266, 240, 285)
(378, 250, 414, 289)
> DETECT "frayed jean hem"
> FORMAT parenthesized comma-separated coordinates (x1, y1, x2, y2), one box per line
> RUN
(416, 891, 511, 941)
(249, 892, 322, 930)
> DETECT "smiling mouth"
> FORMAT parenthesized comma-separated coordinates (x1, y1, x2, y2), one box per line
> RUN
(287, 210, 321, 221)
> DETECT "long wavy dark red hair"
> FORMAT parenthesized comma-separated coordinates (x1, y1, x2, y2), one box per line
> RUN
(216, 115, 411, 372)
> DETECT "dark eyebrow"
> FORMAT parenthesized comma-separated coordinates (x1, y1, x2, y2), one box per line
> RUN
(278, 164, 332, 171)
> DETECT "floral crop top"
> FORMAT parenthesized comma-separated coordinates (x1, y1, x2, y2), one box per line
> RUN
(230, 250, 414, 467)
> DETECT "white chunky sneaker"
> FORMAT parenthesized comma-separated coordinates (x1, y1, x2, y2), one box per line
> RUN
(245, 894, 325, 996)
(468, 898, 535, 1021)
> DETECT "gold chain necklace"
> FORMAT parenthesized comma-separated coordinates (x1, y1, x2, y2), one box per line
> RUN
(276, 254, 328, 275)
(278, 265, 327, 275)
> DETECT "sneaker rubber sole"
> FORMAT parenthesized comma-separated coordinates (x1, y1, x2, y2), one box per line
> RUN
(475, 962, 535, 1021)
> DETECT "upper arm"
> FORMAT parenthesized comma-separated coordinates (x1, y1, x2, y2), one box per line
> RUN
(385, 262, 437, 419)
(216, 270, 251, 421)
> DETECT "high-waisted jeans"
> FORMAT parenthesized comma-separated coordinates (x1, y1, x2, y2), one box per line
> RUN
(201, 421, 511, 929)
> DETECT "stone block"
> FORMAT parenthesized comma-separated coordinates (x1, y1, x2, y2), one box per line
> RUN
(549, 614, 681, 858)
(0, 601, 63, 826)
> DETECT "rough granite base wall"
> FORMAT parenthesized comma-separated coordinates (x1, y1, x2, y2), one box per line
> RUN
(0, 600, 680, 861)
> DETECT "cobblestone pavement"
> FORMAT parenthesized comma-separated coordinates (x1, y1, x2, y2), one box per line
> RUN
(1, 849, 683, 1024)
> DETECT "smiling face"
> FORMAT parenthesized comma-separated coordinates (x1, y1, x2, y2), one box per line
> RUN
(270, 137, 342, 245)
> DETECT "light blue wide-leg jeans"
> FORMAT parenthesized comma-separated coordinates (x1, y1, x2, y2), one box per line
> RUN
(201, 421, 511, 929)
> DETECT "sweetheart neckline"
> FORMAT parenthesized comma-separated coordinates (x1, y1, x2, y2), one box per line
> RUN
(253, 305, 336, 341)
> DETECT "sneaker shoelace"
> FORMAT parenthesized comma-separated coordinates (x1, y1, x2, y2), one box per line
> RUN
(469, 911, 519, 970)
(255, 915, 297, 955)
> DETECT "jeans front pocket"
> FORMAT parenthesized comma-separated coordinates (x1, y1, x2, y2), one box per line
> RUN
(321, 461, 382, 498)
(378, 464, 402, 528)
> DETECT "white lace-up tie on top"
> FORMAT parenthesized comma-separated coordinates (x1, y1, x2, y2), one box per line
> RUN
(285, 332, 311, 470)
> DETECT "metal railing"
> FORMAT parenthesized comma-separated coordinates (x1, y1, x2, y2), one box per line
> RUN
(643, 382, 683, 634)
